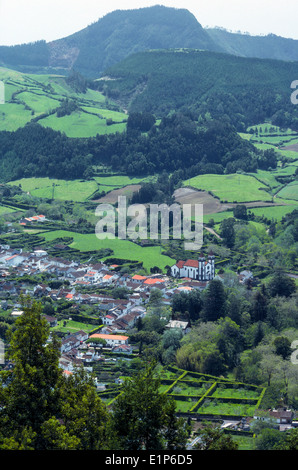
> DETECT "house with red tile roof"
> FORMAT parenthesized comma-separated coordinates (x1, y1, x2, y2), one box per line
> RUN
(171, 253, 215, 281)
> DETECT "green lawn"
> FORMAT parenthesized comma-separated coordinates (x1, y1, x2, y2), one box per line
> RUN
(41, 230, 175, 272)
(185, 174, 272, 203)
(52, 320, 97, 334)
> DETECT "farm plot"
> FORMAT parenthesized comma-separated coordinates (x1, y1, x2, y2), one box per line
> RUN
(39, 110, 126, 137)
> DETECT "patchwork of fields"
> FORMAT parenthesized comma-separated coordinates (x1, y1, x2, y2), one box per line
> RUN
(0, 67, 127, 137)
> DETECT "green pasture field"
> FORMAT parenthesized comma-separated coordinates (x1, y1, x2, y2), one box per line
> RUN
(276, 181, 298, 201)
(40, 230, 176, 272)
(0, 205, 19, 215)
(249, 204, 298, 221)
(175, 400, 198, 413)
(249, 170, 281, 189)
(252, 142, 298, 161)
(82, 106, 127, 122)
(185, 174, 272, 203)
(8, 177, 99, 202)
(212, 387, 260, 399)
(197, 401, 256, 416)
(203, 211, 234, 224)
(238, 133, 252, 141)
(0, 102, 33, 131)
(39, 110, 127, 137)
(18, 90, 60, 115)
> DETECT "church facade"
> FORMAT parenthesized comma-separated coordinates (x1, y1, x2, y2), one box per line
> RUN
(171, 253, 215, 281)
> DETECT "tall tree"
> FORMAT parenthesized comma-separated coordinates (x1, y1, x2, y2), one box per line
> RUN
(109, 362, 188, 450)
(202, 279, 227, 321)
(0, 296, 109, 450)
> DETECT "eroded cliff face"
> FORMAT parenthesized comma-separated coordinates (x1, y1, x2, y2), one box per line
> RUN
(48, 39, 80, 69)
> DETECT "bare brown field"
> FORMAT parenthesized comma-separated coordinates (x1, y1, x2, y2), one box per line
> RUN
(93, 184, 142, 204)
(173, 187, 285, 214)
(173, 188, 232, 214)
(280, 144, 298, 152)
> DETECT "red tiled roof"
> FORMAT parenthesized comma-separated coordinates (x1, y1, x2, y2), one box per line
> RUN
(132, 275, 147, 280)
(144, 278, 165, 285)
(176, 260, 185, 269)
(184, 259, 199, 268)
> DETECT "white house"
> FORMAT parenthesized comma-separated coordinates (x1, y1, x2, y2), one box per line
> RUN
(88, 333, 129, 347)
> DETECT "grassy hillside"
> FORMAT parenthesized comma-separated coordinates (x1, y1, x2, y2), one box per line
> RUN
(0, 67, 127, 136)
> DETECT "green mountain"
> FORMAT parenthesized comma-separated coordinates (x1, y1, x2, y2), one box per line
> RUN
(100, 49, 298, 130)
(0, 6, 221, 77)
(1, 5, 298, 78)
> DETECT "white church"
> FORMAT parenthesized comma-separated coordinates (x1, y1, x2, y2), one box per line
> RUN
(171, 252, 215, 281)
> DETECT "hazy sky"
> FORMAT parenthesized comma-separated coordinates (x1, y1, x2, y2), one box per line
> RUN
(1, 0, 298, 46)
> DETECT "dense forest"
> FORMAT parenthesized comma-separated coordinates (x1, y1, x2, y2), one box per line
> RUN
(0, 113, 277, 182)
(101, 49, 298, 130)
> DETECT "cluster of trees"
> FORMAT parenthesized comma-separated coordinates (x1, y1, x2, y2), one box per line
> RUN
(219, 208, 298, 271)
(56, 99, 78, 118)
(129, 268, 297, 410)
(0, 297, 188, 450)
(0, 112, 276, 182)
